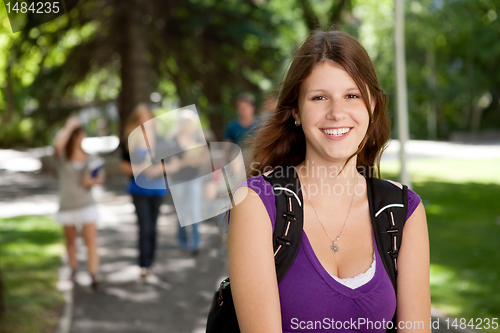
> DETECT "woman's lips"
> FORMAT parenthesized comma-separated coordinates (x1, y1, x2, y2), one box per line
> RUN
(320, 127, 352, 140)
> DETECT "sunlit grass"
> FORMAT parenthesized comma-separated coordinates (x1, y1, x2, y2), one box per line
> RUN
(382, 158, 500, 331)
(0, 216, 64, 333)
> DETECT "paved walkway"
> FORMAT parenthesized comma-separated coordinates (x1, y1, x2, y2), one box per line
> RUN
(0, 169, 228, 333)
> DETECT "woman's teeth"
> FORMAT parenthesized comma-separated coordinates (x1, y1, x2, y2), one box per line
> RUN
(322, 128, 351, 136)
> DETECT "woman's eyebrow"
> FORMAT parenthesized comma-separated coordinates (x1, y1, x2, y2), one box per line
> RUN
(305, 87, 361, 94)
(305, 89, 329, 94)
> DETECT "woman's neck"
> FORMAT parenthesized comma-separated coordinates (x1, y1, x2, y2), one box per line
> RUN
(70, 147, 87, 162)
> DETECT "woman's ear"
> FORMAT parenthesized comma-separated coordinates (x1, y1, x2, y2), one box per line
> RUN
(292, 108, 300, 124)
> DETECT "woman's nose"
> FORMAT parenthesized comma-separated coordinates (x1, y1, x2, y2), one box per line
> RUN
(326, 98, 346, 121)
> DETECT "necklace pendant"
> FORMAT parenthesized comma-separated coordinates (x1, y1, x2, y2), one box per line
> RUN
(331, 242, 339, 253)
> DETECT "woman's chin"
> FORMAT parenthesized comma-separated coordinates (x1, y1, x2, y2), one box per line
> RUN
(321, 148, 359, 163)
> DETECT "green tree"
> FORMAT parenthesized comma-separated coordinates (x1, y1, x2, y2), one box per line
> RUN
(1, 0, 287, 145)
(353, 0, 499, 140)
(0, 0, 360, 147)
(405, 0, 500, 139)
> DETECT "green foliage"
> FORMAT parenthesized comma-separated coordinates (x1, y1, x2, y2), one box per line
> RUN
(405, 0, 500, 138)
(1, 0, 498, 146)
(0, 115, 35, 147)
(352, 0, 500, 140)
(0, 215, 64, 333)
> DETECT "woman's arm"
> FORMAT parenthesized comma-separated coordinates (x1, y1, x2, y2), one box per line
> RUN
(81, 176, 104, 188)
(120, 160, 134, 176)
(396, 202, 431, 332)
(162, 156, 180, 174)
(123, 157, 181, 179)
(228, 187, 282, 333)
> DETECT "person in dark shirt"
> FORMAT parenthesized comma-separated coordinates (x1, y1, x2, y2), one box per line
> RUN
(223, 93, 259, 147)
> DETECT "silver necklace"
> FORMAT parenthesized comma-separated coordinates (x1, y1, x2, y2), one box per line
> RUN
(298, 172, 359, 253)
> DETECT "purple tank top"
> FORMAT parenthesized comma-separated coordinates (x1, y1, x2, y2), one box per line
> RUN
(233, 175, 422, 333)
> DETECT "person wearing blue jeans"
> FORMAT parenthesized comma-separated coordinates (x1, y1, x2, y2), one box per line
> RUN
(176, 177, 203, 254)
(131, 194, 164, 269)
(120, 104, 180, 278)
(170, 110, 207, 256)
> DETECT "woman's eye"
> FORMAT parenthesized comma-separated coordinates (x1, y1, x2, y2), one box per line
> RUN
(346, 94, 360, 99)
(312, 95, 326, 100)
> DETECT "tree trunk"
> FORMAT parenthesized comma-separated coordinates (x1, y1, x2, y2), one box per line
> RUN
(5, 68, 14, 125)
(1, 67, 15, 143)
(426, 50, 437, 140)
(436, 105, 449, 139)
(460, 95, 472, 131)
(296, 0, 320, 31)
(207, 107, 225, 142)
(117, 0, 152, 139)
(204, 77, 225, 141)
(479, 91, 500, 126)
(471, 104, 485, 132)
(329, 0, 350, 26)
(0, 267, 5, 319)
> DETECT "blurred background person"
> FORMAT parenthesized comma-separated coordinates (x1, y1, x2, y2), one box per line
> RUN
(53, 117, 104, 291)
(120, 104, 180, 279)
(223, 93, 259, 147)
(169, 110, 208, 256)
(223, 93, 259, 176)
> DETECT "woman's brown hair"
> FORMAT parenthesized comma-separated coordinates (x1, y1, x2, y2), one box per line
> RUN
(65, 127, 85, 160)
(123, 103, 152, 141)
(244, 30, 391, 178)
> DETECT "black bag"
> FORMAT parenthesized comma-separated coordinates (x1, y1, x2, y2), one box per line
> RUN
(206, 168, 408, 333)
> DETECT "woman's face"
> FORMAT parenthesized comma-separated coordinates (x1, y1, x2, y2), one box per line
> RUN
(137, 110, 153, 125)
(180, 118, 196, 134)
(295, 61, 373, 164)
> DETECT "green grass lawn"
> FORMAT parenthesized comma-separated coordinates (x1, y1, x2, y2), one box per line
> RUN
(381, 158, 500, 330)
(0, 215, 64, 333)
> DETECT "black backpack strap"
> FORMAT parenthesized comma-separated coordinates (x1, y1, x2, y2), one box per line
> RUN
(366, 176, 408, 332)
(263, 167, 304, 282)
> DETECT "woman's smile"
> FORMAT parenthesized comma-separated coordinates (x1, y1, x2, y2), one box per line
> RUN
(320, 127, 353, 140)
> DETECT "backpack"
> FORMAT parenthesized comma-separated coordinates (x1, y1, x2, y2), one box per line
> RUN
(206, 167, 408, 333)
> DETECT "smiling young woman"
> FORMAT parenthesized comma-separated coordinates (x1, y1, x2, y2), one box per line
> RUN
(228, 30, 430, 333)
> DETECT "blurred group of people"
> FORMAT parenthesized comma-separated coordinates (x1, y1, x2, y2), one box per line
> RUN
(52, 93, 272, 287)
(120, 104, 206, 279)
